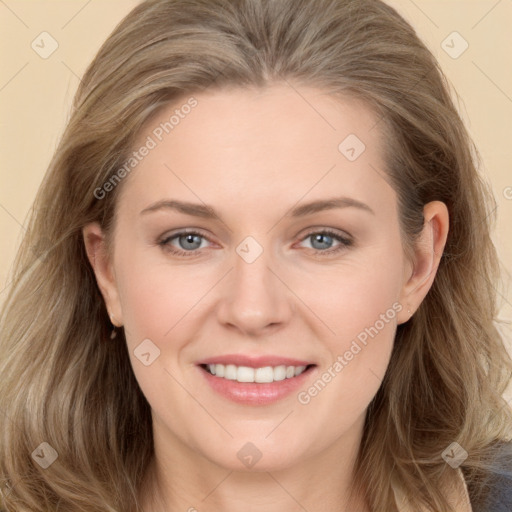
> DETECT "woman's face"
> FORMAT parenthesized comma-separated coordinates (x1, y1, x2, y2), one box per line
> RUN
(86, 83, 440, 473)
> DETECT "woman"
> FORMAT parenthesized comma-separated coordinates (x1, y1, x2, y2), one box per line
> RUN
(1, 0, 511, 510)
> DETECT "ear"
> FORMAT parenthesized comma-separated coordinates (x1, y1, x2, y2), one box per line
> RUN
(397, 200, 449, 324)
(82, 222, 123, 326)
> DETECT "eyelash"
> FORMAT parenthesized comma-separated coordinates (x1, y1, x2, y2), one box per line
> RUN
(158, 228, 353, 258)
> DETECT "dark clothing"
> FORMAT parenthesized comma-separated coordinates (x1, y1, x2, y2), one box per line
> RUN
(468, 442, 512, 511)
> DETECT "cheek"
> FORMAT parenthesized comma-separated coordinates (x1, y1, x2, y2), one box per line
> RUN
(294, 289, 399, 449)
(114, 252, 206, 425)
(291, 247, 403, 410)
(294, 248, 404, 344)
(114, 243, 214, 343)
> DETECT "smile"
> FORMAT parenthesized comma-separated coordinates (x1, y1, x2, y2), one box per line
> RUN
(202, 363, 309, 383)
(197, 360, 317, 405)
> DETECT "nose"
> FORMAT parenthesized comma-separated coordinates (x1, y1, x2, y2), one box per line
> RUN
(215, 247, 293, 336)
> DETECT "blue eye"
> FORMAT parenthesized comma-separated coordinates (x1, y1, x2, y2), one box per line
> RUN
(299, 229, 353, 254)
(159, 231, 210, 256)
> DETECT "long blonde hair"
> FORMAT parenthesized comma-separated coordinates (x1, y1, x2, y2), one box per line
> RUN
(1, 0, 511, 510)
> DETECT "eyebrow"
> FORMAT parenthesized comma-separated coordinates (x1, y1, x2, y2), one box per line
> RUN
(290, 197, 375, 217)
(141, 200, 216, 218)
(140, 196, 375, 219)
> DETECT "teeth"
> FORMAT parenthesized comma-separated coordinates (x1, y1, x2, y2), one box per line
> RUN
(215, 364, 224, 377)
(225, 364, 237, 380)
(294, 366, 305, 376)
(273, 365, 286, 381)
(255, 366, 273, 383)
(237, 366, 255, 382)
(205, 364, 308, 383)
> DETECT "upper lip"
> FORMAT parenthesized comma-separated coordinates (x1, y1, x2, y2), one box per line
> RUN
(197, 354, 315, 368)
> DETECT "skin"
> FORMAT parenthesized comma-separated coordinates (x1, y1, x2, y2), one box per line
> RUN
(83, 83, 449, 512)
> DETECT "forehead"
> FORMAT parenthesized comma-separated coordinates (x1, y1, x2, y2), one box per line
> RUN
(116, 83, 395, 219)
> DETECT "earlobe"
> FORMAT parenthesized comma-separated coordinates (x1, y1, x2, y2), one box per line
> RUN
(82, 222, 123, 326)
(397, 201, 449, 324)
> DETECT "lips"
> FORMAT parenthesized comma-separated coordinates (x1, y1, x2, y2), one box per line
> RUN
(196, 354, 317, 405)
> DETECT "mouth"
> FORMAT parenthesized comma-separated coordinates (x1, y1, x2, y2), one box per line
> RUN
(196, 361, 317, 405)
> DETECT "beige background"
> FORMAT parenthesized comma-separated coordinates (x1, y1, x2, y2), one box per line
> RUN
(1, 0, 511, 353)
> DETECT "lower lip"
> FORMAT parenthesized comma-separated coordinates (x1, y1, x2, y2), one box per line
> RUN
(198, 365, 316, 405)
